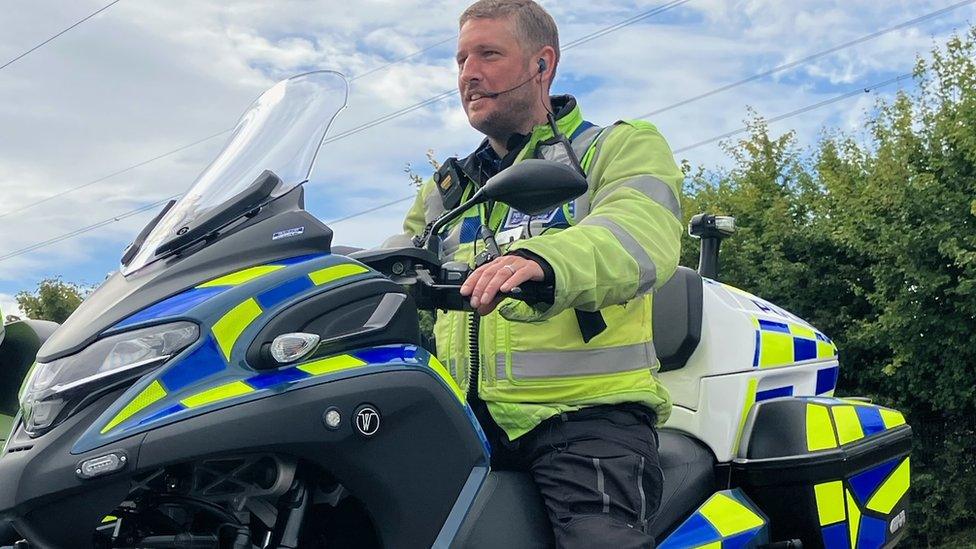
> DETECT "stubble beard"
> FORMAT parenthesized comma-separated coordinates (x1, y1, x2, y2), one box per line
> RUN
(468, 85, 538, 142)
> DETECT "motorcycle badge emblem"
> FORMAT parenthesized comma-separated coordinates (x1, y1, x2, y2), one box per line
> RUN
(355, 406, 380, 437)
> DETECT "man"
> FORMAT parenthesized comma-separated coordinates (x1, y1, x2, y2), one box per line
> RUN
(391, 1, 683, 546)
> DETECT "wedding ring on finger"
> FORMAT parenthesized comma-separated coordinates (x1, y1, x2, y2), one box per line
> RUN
(503, 264, 517, 276)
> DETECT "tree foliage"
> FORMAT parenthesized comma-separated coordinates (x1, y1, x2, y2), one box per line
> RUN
(15, 278, 88, 324)
(681, 28, 976, 544)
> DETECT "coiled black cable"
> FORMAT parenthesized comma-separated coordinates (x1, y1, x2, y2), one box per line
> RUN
(467, 313, 480, 403)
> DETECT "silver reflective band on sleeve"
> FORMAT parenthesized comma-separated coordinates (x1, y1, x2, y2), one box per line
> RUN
(578, 217, 658, 294)
(496, 341, 656, 379)
(573, 125, 616, 219)
(592, 175, 682, 220)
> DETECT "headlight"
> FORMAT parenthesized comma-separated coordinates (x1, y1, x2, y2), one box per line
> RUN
(19, 322, 198, 436)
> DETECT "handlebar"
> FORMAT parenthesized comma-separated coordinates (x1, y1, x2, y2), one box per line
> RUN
(348, 247, 554, 312)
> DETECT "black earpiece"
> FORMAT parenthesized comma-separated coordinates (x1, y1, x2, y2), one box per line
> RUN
(538, 58, 547, 73)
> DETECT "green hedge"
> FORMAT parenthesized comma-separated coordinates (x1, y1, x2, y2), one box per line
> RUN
(678, 28, 976, 545)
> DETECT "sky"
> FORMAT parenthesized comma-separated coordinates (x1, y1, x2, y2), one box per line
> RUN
(0, 0, 972, 317)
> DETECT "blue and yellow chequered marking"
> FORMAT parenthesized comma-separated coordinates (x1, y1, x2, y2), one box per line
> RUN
(88, 255, 387, 446)
(308, 263, 370, 286)
(212, 298, 263, 361)
(297, 354, 367, 376)
(198, 264, 285, 288)
(181, 380, 256, 408)
(751, 318, 837, 368)
(428, 355, 465, 402)
(804, 398, 907, 452)
(866, 457, 910, 514)
(207, 261, 372, 363)
(99, 345, 465, 435)
(814, 456, 909, 548)
(112, 255, 325, 330)
(660, 489, 768, 549)
(733, 378, 758, 454)
(101, 380, 167, 434)
(816, 366, 839, 395)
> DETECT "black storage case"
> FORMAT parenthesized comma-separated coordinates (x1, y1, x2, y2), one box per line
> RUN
(731, 397, 912, 549)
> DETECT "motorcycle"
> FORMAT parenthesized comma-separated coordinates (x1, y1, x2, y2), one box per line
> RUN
(0, 71, 912, 549)
(0, 308, 59, 542)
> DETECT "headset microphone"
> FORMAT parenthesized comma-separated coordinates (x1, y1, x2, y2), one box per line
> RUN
(478, 58, 547, 99)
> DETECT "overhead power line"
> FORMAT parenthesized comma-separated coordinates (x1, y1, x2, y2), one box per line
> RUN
(0, 129, 231, 220)
(4, 0, 961, 259)
(0, 0, 123, 72)
(0, 195, 177, 263)
(635, 0, 976, 119)
(563, 0, 693, 49)
(0, 69, 914, 264)
(353, 35, 457, 81)
(671, 72, 914, 154)
(2, 0, 694, 218)
(314, 0, 696, 145)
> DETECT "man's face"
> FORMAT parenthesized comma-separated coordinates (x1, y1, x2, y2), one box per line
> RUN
(456, 17, 538, 140)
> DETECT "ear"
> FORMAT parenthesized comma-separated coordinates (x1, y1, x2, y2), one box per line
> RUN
(537, 46, 557, 85)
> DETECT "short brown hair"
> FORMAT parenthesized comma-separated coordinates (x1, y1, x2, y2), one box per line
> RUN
(459, 0, 560, 74)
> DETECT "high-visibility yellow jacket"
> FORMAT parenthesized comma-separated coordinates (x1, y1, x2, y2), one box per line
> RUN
(396, 97, 683, 440)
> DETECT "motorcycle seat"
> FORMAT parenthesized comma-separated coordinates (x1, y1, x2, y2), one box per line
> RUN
(652, 266, 703, 372)
(452, 429, 714, 547)
(649, 428, 716, 540)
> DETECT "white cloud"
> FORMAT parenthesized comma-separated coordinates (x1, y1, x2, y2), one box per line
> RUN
(0, 294, 24, 320)
(0, 0, 973, 288)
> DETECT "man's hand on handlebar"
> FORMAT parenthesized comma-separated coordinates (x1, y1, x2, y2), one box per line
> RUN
(460, 255, 545, 315)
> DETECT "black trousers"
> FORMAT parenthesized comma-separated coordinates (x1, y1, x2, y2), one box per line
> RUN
(476, 402, 664, 548)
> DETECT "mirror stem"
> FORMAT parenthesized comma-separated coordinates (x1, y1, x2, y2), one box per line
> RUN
(424, 192, 485, 252)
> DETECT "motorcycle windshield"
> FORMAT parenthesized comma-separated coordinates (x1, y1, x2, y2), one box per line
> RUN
(123, 70, 349, 275)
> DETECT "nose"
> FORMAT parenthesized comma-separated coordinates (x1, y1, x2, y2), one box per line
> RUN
(458, 57, 482, 90)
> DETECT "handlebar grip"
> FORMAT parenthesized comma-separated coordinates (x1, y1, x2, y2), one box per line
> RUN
(505, 281, 554, 305)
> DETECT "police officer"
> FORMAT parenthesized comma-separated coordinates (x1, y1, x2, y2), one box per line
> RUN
(390, 1, 683, 546)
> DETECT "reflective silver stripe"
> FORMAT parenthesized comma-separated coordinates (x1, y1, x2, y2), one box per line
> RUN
(536, 125, 603, 167)
(592, 175, 681, 220)
(572, 125, 603, 160)
(441, 224, 462, 258)
(637, 456, 647, 526)
(574, 125, 617, 219)
(594, 458, 610, 514)
(578, 216, 657, 294)
(496, 341, 655, 379)
(585, 124, 616, 172)
(572, 188, 591, 220)
(423, 186, 446, 222)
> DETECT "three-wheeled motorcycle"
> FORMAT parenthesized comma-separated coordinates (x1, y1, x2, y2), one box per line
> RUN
(0, 71, 912, 548)
(0, 307, 58, 543)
